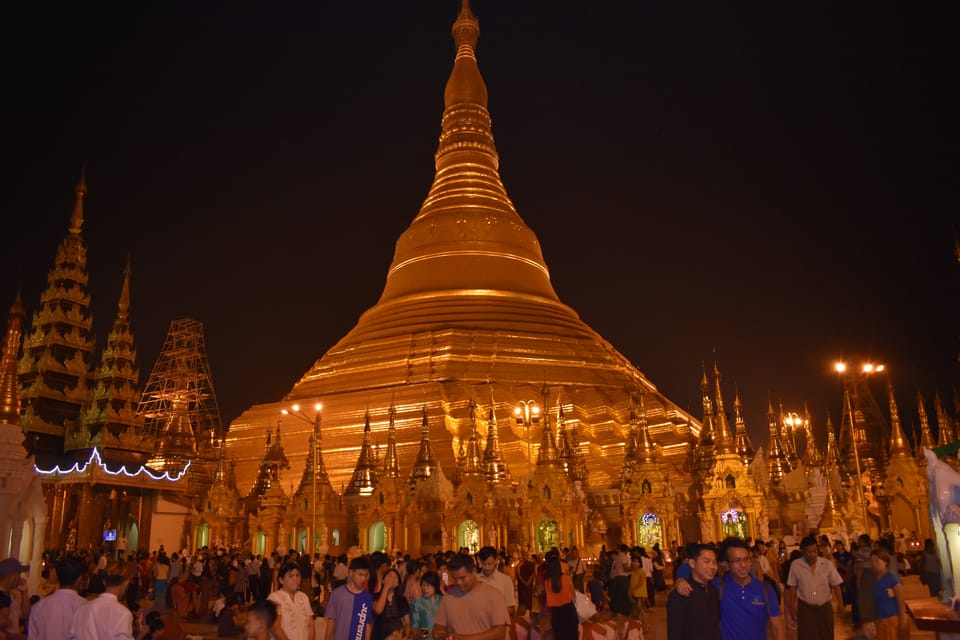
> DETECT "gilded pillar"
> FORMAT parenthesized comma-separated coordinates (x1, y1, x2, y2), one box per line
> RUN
(76, 484, 96, 550)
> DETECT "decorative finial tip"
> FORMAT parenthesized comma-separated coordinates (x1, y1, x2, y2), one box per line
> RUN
(452, 0, 479, 50)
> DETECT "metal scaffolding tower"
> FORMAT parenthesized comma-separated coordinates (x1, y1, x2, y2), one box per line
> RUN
(138, 318, 223, 459)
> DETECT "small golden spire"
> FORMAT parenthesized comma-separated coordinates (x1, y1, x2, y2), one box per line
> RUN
(767, 393, 790, 483)
(69, 167, 87, 234)
(935, 392, 955, 446)
(410, 405, 438, 482)
(801, 402, 823, 466)
(917, 390, 935, 453)
(887, 381, 911, 458)
(482, 395, 511, 484)
(346, 411, 379, 495)
(711, 362, 735, 455)
(0, 290, 25, 425)
(117, 254, 132, 320)
(635, 391, 657, 464)
(383, 405, 400, 478)
(733, 386, 755, 465)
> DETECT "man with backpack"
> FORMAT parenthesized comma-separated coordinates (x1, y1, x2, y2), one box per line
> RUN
(673, 537, 784, 640)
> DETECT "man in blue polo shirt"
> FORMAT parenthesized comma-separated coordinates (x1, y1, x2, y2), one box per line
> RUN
(674, 537, 784, 640)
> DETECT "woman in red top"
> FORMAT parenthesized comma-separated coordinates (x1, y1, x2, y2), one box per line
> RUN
(545, 554, 577, 640)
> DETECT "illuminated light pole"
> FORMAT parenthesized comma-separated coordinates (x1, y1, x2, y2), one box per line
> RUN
(514, 400, 540, 481)
(281, 402, 322, 553)
(833, 361, 885, 534)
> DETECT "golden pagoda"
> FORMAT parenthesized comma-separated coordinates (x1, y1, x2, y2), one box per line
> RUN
(226, 0, 699, 553)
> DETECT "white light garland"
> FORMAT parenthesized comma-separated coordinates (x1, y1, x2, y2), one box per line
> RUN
(34, 448, 190, 481)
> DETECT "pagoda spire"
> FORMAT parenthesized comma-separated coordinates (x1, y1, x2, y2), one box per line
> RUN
(887, 381, 912, 458)
(410, 405, 438, 482)
(19, 169, 96, 454)
(935, 392, 955, 446)
(0, 291, 24, 426)
(711, 363, 735, 455)
(82, 256, 145, 458)
(482, 398, 511, 484)
(376, 0, 558, 304)
(536, 399, 560, 466)
(383, 405, 401, 478)
(917, 390, 936, 454)
(214, 436, 228, 484)
(824, 413, 842, 470)
(461, 399, 484, 478)
(346, 411, 378, 496)
(567, 404, 588, 484)
(732, 387, 755, 466)
(801, 402, 823, 467)
(697, 363, 716, 471)
(636, 391, 657, 464)
(70, 168, 86, 235)
(248, 422, 290, 499)
(767, 395, 791, 484)
(623, 397, 640, 469)
(557, 399, 575, 472)
(296, 410, 330, 496)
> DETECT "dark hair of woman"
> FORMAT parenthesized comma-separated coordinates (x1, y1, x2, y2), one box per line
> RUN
(420, 570, 441, 594)
(546, 556, 563, 593)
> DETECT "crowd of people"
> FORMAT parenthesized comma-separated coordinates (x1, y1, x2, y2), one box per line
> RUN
(0, 531, 941, 640)
(666, 532, 939, 640)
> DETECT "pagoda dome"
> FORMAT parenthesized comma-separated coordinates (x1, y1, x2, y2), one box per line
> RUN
(227, 2, 700, 498)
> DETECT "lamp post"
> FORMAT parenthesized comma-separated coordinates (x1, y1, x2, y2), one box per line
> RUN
(782, 411, 801, 460)
(834, 361, 885, 535)
(281, 402, 322, 553)
(514, 400, 540, 481)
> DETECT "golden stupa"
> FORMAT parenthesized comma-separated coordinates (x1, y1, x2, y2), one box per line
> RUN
(228, 1, 700, 502)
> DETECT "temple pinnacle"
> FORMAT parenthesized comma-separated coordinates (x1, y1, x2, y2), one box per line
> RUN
(887, 381, 912, 458)
(69, 167, 87, 234)
(118, 254, 132, 319)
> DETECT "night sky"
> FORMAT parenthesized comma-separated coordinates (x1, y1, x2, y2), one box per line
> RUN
(2, 2, 955, 449)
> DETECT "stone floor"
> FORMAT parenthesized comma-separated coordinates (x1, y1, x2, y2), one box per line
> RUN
(157, 574, 943, 640)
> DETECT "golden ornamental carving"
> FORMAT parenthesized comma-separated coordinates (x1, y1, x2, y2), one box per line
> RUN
(64, 351, 88, 375)
(63, 381, 89, 402)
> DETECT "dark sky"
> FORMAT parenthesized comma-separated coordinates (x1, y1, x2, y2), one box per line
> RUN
(2, 1, 956, 449)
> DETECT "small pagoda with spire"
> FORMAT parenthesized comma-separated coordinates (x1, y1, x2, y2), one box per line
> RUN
(620, 391, 678, 548)
(19, 172, 96, 456)
(882, 382, 929, 538)
(246, 424, 291, 554)
(697, 363, 764, 543)
(83, 257, 150, 465)
(289, 409, 347, 555)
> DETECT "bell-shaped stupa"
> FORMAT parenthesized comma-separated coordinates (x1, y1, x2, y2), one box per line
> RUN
(228, 1, 700, 498)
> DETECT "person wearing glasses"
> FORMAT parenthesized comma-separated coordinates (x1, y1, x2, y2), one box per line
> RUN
(673, 537, 784, 640)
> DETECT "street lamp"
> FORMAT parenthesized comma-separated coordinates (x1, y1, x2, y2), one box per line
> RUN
(281, 402, 322, 554)
(833, 361, 885, 534)
(782, 411, 802, 459)
(514, 400, 540, 480)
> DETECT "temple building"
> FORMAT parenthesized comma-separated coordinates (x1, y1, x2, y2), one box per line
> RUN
(6, 1, 958, 559)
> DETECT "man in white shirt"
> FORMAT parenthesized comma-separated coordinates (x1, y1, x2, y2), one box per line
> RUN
(29, 556, 88, 640)
(71, 566, 134, 640)
(476, 546, 516, 615)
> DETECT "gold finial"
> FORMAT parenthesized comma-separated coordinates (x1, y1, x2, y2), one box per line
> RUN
(117, 254, 132, 319)
(69, 167, 87, 234)
(887, 380, 911, 457)
(452, 0, 479, 58)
